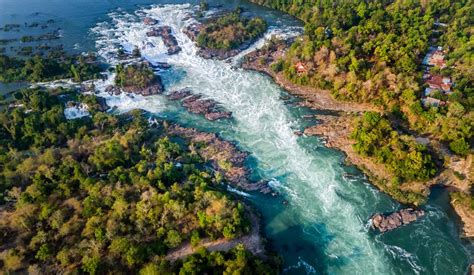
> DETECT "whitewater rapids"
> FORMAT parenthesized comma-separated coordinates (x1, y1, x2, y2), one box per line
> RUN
(90, 4, 470, 274)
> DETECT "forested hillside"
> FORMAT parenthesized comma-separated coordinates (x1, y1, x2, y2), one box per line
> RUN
(251, 0, 472, 156)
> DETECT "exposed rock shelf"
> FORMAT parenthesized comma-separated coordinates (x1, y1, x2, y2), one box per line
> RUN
(371, 208, 425, 232)
(167, 89, 232, 121)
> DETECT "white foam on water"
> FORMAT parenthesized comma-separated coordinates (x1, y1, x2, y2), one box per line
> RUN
(90, 4, 404, 274)
(381, 244, 423, 274)
(283, 257, 318, 274)
(227, 185, 252, 198)
(64, 103, 90, 119)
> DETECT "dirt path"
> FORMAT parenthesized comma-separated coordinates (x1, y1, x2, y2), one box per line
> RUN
(165, 206, 264, 262)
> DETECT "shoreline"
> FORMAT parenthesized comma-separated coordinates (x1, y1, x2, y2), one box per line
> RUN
(241, 44, 474, 238)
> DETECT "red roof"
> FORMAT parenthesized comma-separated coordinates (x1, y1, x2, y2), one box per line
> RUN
(426, 75, 451, 91)
(295, 62, 307, 73)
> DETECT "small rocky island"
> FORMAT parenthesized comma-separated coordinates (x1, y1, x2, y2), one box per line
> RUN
(371, 208, 425, 233)
(107, 62, 164, 96)
(184, 8, 267, 59)
(167, 89, 232, 121)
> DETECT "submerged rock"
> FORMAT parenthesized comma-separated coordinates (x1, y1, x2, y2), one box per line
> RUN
(152, 62, 172, 70)
(371, 208, 425, 232)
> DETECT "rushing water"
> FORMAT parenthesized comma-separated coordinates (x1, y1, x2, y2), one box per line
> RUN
(1, 1, 472, 274)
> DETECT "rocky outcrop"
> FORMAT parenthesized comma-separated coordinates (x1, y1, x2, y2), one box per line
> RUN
(166, 125, 271, 194)
(168, 89, 192, 100)
(106, 77, 164, 97)
(105, 85, 122, 96)
(95, 96, 109, 111)
(167, 89, 232, 121)
(146, 26, 181, 55)
(371, 208, 425, 232)
(167, 125, 248, 185)
(182, 23, 202, 41)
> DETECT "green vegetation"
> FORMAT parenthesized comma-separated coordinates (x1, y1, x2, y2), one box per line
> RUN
(253, 0, 472, 156)
(351, 112, 436, 193)
(0, 87, 276, 273)
(171, 245, 278, 274)
(451, 191, 474, 210)
(115, 63, 156, 89)
(352, 112, 436, 182)
(0, 53, 101, 83)
(197, 9, 267, 50)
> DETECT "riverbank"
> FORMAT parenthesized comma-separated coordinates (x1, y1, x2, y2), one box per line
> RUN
(242, 41, 474, 238)
(241, 42, 377, 113)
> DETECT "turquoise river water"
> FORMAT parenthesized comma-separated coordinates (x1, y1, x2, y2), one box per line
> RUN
(0, 0, 472, 274)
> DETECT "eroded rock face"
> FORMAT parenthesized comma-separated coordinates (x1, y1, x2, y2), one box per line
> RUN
(371, 208, 425, 232)
(167, 89, 232, 121)
(146, 26, 181, 55)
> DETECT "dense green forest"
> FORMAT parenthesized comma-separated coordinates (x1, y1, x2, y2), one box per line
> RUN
(0, 52, 101, 83)
(351, 112, 436, 203)
(0, 88, 277, 274)
(251, 0, 472, 156)
(197, 9, 267, 50)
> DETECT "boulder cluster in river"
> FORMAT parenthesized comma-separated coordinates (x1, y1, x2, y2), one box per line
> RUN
(167, 89, 232, 121)
(371, 208, 425, 232)
(146, 26, 181, 55)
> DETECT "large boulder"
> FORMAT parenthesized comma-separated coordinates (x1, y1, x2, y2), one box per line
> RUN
(95, 96, 110, 111)
(371, 208, 425, 232)
(166, 89, 232, 121)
